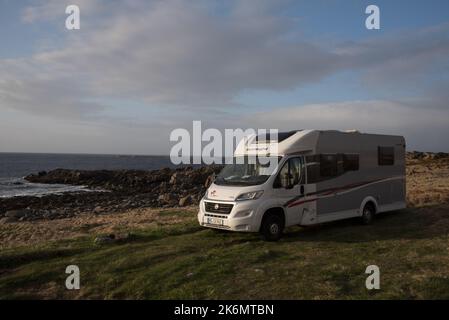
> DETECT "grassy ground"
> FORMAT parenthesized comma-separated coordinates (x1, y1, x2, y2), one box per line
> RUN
(1, 157, 449, 299)
(1, 203, 449, 299)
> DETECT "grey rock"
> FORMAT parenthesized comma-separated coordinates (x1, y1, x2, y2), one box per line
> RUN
(179, 195, 192, 207)
(169, 173, 177, 185)
(93, 206, 104, 214)
(0, 217, 16, 224)
(94, 234, 116, 244)
(158, 193, 175, 203)
(5, 209, 30, 219)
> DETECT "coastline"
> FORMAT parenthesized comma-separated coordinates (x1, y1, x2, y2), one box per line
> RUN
(1, 152, 449, 298)
(1, 151, 448, 223)
(0, 165, 222, 222)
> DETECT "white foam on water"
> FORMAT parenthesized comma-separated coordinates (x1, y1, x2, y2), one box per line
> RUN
(0, 177, 98, 198)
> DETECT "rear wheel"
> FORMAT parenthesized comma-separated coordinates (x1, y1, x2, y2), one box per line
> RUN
(260, 214, 283, 241)
(361, 203, 375, 225)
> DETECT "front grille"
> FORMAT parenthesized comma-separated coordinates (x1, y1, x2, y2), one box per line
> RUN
(205, 201, 233, 214)
(205, 213, 228, 219)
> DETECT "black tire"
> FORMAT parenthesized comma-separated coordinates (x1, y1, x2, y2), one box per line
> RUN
(361, 203, 375, 225)
(260, 214, 283, 241)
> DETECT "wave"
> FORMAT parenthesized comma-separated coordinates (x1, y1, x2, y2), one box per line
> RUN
(0, 178, 96, 198)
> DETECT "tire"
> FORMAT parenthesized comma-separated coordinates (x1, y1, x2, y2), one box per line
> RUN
(260, 214, 283, 241)
(361, 203, 375, 225)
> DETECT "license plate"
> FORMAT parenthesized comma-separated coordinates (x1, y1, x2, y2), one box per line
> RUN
(206, 217, 224, 226)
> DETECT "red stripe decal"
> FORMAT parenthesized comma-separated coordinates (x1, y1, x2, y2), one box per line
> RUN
(287, 177, 395, 208)
(287, 198, 318, 208)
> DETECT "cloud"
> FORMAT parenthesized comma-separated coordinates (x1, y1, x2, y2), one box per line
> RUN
(244, 99, 449, 152)
(0, 0, 448, 152)
(21, 0, 102, 23)
(4, 0, 449, 115)
(4, 0, 340, 116)
(336, 23, 449, 89)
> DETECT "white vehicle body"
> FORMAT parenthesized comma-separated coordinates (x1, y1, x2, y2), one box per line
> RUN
(198, 130, 406, 234)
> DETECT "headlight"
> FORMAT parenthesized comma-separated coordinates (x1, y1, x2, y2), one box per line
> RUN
(235, 190, 264, 201)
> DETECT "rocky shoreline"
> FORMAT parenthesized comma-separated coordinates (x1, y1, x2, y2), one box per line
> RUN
(0, 165, 222, 222)
(1, 151, 448, 223)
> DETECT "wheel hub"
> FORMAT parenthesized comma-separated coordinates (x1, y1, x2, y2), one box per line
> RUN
(270, 223, 279, 234)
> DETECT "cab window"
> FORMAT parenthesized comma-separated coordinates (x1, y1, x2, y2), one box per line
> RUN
(274, 157, 304, 188)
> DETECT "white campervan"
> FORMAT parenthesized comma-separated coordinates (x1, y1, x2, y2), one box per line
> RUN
(198, 130, 406, 241)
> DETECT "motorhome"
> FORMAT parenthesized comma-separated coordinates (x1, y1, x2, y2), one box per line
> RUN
(198, 130, 406, 241)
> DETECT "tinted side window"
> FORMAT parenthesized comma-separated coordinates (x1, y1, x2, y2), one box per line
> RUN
(306, 153, 360, 183)
(378, 146, 394, 165)
(343, 154, 359, 171)
(320, 154, 338, 177)
(306, 155, 320, 184)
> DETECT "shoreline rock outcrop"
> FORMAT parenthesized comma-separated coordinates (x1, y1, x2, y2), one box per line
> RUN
(1, 151, 448, 222)
(1, 165, 223, 222)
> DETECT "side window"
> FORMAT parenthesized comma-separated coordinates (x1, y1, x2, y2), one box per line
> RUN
(305, 155, 320, 184)
(306, 153, 360, 183)
(320, 154, 338, 177)
(378, 146, 394, 165)
(289, 157, 303, 185)
(343, 154, 359, 171)
(275, 161, 290, 189)
(274, 157, 303, 188)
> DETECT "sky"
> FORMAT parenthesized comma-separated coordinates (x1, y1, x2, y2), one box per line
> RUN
(0, 0, 449, 155)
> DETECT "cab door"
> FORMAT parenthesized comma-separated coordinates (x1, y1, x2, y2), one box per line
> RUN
(273, 156, 305, 226)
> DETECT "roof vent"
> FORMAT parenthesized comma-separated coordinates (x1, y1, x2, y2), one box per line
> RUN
(253, 130, 299, 144)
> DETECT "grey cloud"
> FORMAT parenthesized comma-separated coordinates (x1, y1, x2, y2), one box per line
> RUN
(243, 99, 449, 152)
(21, 0, 102, 23)
(4, 0, 340, 115)
(0, 0, 448, 153)
(4, 0, 449, 115)
(336, 24, 449, 89)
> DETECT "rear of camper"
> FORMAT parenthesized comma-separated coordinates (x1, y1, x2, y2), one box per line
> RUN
(198, 130, 406, 240)
(297, 130, 406, 225)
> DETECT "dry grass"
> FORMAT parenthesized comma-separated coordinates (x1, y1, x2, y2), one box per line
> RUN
(406, 158, 449, 207)
(1, 157, 449, 299)
(0, 207, 196, 249)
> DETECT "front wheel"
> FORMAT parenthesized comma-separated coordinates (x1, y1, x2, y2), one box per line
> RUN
(361, 203, 375, 225)
(260, 214, 283, 241)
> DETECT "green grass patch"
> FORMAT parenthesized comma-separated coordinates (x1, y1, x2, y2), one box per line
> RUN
(1, 206, 449, 299)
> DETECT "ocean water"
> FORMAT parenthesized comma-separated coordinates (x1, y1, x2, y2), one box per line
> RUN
(0, 153, 176, 198)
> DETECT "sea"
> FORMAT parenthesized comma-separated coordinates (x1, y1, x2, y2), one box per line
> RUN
(0, 153, 177, 198)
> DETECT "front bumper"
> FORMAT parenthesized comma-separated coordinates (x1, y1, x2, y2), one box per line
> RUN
(198, 198, 260, 232)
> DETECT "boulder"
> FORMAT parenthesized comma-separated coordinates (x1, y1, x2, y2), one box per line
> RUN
(5, 209, 31, 219)
(93, 206, 104, 214)
(179, 195, 192, 207)
(94, 234, 116, 245)
(0, 217, 16, 224)
(169, 173, 177, 185)
(158, 193, 175, 203)
(204, 174, 215, 188)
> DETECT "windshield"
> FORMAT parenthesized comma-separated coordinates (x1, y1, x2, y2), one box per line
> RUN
(215, 156, 281, 186)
